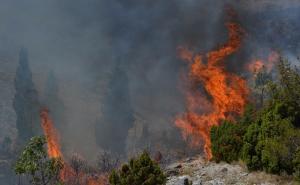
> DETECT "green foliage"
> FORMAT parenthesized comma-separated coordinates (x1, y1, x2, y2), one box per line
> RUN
(211, 121, 244, 163)
(241, 100, 300, 173)
(293, 149, 300, 180)
(14, 136, 63, 185)
(211, 57, 300, 179)
(211, 106, 255, 163)
(274, 58, 300, 125)
(254, 66, 272, 106)
(240, 121, 261, 170)
(241, 58, 300, 174)
(109, 151, 166, 185)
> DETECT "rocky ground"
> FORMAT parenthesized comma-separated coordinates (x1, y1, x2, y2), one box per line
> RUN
(165, 156, 298, 185)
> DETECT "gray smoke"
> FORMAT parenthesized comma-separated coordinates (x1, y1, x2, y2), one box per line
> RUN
(0, 0, 300, 163)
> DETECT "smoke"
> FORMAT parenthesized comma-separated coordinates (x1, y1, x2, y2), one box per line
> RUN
(0, 0, 300, 162)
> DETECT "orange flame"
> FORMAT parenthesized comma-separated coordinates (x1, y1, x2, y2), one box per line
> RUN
(40, 108, 106, 185)
(247, 60, 264, 73)
(176, 22, 249, 160)
(40, 108, 74, 181)
(247, 51, 279, 73)
(40, 109, 62, 158)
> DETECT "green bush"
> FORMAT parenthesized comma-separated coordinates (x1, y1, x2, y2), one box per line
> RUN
(211, 57, 300, 179)
(240, 103, 299, 174)
(211, 106, 255, 163)
(109, 151, 166, 185)
(240, 60, 300, 173)
(293, 149, 300, 180)
(14, 136, 63, 185)
(211, 121, 244, 163)
(240, 121, 261, 170)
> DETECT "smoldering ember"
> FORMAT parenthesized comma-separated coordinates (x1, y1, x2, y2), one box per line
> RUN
(1, 0, 300, 185)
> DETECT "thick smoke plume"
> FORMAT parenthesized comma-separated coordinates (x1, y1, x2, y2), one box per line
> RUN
(0, 0, 300, 165)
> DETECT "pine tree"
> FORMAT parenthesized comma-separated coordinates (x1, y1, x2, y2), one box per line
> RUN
(96, 63, 134, 155)
(13, 48, 40, 145)
(254, 66, 271, 107)
(109, 151, 166, 185)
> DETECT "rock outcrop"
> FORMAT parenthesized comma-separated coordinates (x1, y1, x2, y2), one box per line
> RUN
(165, 156, 294, 185)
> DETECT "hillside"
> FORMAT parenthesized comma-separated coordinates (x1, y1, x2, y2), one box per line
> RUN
(166, 157, 296, 185)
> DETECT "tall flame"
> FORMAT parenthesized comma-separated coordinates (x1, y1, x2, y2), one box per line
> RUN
(175, 22, 249, 160)
(40, 109, 63, 158)
(40, 108, 106, 185)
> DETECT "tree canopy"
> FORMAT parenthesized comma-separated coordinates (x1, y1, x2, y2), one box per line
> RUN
(211, 57, 300, 179)
(109, 151, 166, 185)
(14, 136, 63, 185)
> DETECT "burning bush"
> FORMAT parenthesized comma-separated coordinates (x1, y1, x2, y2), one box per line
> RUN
(109, 151, 166, 185)
(211, 57, 300, 179)
(40, 109, 109, 185)
(175, 21, 249, 160)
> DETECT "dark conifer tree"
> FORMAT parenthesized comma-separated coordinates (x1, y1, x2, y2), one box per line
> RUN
(13, 48, 40, 145)
(96, 63, 134, 155)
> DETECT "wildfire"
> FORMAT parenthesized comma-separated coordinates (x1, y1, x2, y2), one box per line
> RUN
(247, 51, 279, 73)
(40, 108, 106, 185)
(40, 108, 62, 158)
(176, 22, 249, 160)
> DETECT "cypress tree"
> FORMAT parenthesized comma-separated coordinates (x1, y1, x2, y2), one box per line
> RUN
(13, 48, 40, 145)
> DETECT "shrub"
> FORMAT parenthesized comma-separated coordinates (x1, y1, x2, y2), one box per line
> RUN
(211, 121, 244, 163)
(240, 122, 262, 171)
(241, 102, 300, 174)
(109, 151, 166, 185)
(293, 149, 300, 180)
(211, 106, 255, 163)
(211, 57, 300, 179)
(14, 136, 63, 185)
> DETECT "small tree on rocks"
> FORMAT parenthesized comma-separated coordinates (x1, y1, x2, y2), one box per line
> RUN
(109, 151, 166, 185)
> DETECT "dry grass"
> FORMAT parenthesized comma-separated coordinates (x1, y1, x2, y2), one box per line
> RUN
(246, 171, 295, 185)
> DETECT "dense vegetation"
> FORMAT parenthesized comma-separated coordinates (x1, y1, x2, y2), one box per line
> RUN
(14, 136, 63, 185)
(211, 57, 300, 179)
(109, 151, 166, 185)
